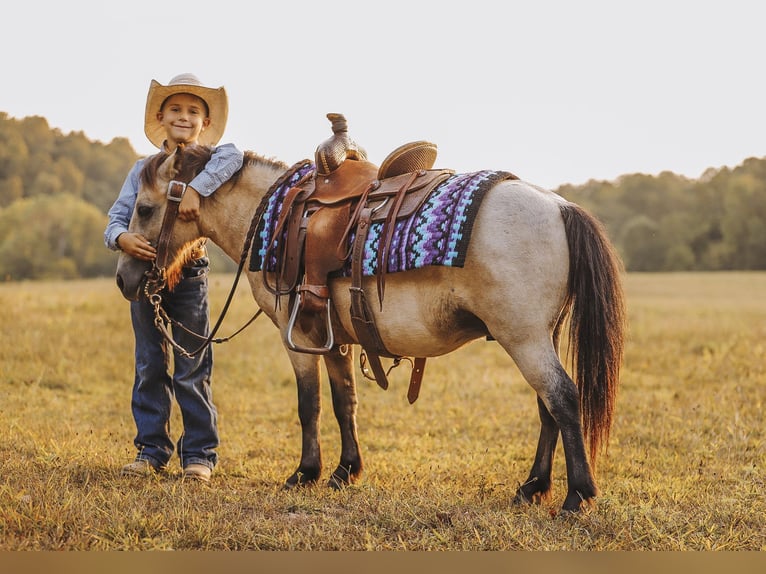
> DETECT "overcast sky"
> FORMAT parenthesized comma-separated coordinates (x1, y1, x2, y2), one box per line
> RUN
(3, 0, 764, 189)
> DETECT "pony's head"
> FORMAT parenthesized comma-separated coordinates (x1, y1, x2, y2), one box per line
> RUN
(115, 145, 212, 301)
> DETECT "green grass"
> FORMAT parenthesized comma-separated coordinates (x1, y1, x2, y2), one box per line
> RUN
(0, 272, 764, 550)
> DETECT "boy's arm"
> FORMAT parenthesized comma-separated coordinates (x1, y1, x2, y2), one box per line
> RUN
(179, 143, 244, 221)
(104, 160, 143, 251)
(104, 158, 158, 260)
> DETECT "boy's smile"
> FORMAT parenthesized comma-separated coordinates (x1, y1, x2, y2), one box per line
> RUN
(157, 93, 210, 147)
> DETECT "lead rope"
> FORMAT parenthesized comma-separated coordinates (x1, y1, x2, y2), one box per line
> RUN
(147, 160, 312, 359)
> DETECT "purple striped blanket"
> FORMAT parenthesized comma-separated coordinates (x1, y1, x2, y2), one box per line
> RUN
(249, 165, 513, 276)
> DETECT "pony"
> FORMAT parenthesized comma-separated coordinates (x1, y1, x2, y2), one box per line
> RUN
(115, 142, 626, 514)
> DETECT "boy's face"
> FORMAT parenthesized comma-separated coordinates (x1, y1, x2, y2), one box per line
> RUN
(157, 93, 211, 146)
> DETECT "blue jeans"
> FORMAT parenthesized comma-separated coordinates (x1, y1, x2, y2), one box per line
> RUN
(128, 258, 218, 470)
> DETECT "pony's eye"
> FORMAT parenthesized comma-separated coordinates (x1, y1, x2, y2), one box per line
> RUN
(137, 205, 154, 219)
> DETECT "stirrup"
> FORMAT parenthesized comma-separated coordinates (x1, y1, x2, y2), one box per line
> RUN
(285, 291, 335, 354)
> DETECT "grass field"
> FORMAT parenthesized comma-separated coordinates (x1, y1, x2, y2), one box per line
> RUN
(0, 272, 764, 550)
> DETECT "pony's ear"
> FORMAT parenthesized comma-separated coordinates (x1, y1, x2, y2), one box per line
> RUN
(158, 150, 180, 181)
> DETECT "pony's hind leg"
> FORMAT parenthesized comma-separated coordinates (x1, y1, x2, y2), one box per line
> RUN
(541, 363, 598, 512)
(508, 340, 598, 513)
(324, 345, 363, 489)
(514, 319, 563, 505)
(283, 352, 324, 489)
(514, 396, 559, 505)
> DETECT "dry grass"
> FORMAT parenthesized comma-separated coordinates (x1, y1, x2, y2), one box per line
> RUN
(0, 272, 763, 550)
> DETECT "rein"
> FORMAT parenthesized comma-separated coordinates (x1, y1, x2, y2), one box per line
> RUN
(143, 171, 280, 359)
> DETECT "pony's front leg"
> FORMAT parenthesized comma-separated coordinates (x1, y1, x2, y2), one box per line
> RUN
(324, 345, 363, 489)
(283, 352, 323, 489)
(514, 396, 559, 505)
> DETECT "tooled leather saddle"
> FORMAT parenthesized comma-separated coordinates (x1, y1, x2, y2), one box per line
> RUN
(262, 113, 453, 402)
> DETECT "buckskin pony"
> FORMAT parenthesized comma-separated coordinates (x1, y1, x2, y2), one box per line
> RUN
(114, 118, 626, 514)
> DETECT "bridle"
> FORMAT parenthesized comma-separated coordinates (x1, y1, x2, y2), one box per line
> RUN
(142, 177, 267, 359)
(143, 179, 187, 296)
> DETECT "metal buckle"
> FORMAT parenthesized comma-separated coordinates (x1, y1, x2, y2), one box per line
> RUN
(167, 180, 187, 202)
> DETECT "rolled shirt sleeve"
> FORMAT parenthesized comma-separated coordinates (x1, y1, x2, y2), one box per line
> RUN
(189, 143, 244, 197)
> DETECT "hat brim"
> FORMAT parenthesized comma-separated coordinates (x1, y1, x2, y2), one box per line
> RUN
(144, 79, 229, 148)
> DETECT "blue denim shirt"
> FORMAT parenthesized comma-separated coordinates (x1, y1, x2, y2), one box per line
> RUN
(104, 143, 244, 250)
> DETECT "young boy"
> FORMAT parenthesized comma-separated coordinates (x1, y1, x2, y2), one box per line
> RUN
(104, 73, 243, 482)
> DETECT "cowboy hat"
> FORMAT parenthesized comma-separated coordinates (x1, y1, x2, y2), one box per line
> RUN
(144, 73, 229, 148)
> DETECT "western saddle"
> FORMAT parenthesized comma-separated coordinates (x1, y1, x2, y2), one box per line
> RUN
(262, 113, 454, 403)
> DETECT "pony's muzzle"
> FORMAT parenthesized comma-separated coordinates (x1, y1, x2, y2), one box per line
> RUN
(115, 259, 152, 302)
(115, 273, 141, 301)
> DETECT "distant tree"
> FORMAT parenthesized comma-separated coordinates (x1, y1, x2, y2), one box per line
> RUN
(28, 171, 63, 197)
(0, 117, 30, 206)
(19, 115, 55, 154)
(559, 157, 766, 271)
(54, 156, 86, 198)
(719, 170, 766, 269)
(0, 176, 24, 206)
(657, 212, 699, 270)
(618, 215, 665, 271)
(0, 195, 117, 280)
(83, 139, 140, 211)
(0, 113, 139, 211)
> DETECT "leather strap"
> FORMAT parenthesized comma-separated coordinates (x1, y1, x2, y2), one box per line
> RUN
(154, 180, 187, 271)
(376, 170, 419, 307)
(349, 207, 390, 389)
(407, 357, 427, 404)
(264, 182, 307, 264)
(298, 284, 330, 299)
(262, 176, 312, 296)
(348, 206, 429, 398)
(336, 180, 378, 260)
(348, 199, 432, 399)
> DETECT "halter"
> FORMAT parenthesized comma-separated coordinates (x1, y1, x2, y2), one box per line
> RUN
(143, 179, 188, 296)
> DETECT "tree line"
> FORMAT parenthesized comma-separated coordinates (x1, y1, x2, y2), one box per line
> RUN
(557, 161, 766, 271)
(0, 112, 764, 280)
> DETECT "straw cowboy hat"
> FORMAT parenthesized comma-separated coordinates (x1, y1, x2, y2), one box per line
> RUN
(144, 73, 229, 148)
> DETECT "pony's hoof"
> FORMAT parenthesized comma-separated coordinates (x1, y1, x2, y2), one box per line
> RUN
(560, 491, 595, 514)
(283, 470, 319, 490)
(327, 465, 359, 490)
(513, 478, 552, 506)
(327, 475, 347, 490)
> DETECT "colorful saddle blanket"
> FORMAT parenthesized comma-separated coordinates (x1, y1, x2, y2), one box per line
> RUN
(248, 165, 514, 276)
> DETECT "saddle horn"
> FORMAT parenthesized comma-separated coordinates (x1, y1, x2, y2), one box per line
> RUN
(315, 113, 367, 176)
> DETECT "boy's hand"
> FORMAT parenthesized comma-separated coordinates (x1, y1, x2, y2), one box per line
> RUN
(178, 186, 201, 221)
(117, 233, 156, 261)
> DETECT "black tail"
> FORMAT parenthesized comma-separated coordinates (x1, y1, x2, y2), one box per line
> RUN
(559, 203, 626, 467)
